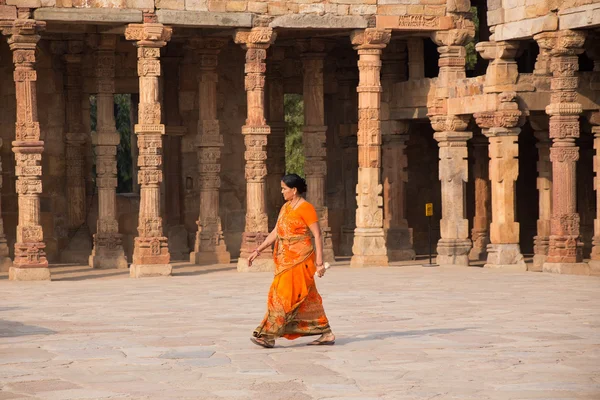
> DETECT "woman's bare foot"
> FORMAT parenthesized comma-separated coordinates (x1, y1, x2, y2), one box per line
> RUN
(307, 332, 335, 346)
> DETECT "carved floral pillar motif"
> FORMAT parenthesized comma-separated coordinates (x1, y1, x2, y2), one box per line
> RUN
(530, 115, 552, 271)
(349, 28, 391, 267)
(428, 26, 474, 266)
(188, 38, 230, 265)
(534, 30, 588, 274)
(266, 47, 286, 230)
(381, 41, 414, 261)
(298, 38, 334, 263)
(88, 35, 128, 270)
(1, 18, 49, 280)
(125, 23, 172, 278)
(61, 40, 92, 264)
(469, 134, 490, 262)
(474, 93, 526, 270)
(336, 55, 358, 256)
(234, 28, 276, 272)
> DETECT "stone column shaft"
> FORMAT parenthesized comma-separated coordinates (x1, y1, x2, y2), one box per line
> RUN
(531, 116, 552, 271)
(0, 137, 11, 273)
(234, 28, 277, 272)
(266, 47, 286, 230)
(299, 39, 334, 262)
(189, 38, 230, 265)
(2, 19, 49, 280)
(125, 23, 173, 277)
(407, 38, 424, 80)
(535, 30, 587, 274)
(89, 35, 127, 270)
(349, 29, 391, 267)
(469, 134, 491, 261)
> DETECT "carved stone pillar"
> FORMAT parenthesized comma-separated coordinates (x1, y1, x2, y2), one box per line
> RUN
(1, 18, 49, 280)
(469, 134, 490, 261)
(429, 26, 475, 266)
(349, 28, 391, 267)
(298, 39, 334, 263)
(474, 95, 526, 270)
(0, 138, 11, 272)
(535, 30, 588, 275)
(266, 47, 286, 230)
(88, 35, 128, 270)
(162, 57, 189, 261)
(381, 41, 414, 261)
(61, 41, 92, 264)
(234, 28, 276, 272)
(407, 38, 424, 80)
(189, 38, 230, 266)
(336, 55, 358, 256)
(125, 24, 172, 278)
(530, 115, 552, 271)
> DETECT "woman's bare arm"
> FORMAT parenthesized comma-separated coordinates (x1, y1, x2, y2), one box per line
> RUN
(256, 227, 278, 253)
(308, 222, 324, 267)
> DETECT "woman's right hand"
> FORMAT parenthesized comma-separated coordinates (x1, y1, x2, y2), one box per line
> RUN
(248, 249, 259, 267)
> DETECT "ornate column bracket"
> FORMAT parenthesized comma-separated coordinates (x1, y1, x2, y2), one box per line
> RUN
(530, 114, 552, 271)
(469, 133, 491, 262)
(1, 18, 49, 280)
(61, 40, 93, 264)
(534, 30, 589, 275)
(234, 28, 277, 272)
(125, 23, 173, 278)
(187, 37, 231, 266)
(475, 41, 520, 91)
(349, 28, 391, 268)
(474, 92, 526, 270)
(297, 38, 335, 263)
(88, 34, 128, 271)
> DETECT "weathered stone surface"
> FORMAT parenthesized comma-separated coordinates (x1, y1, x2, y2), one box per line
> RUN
(156, 9, 252, 26)
(559, 2, 600, 30)
(0, 5, 17, 20)
(130, 263, 173, 278)
(9, 267, 51, 281)
(484, 244, 527, 270)
(493, 14, 558, 41)
(33, 8, 143, 23)
(543, 262, 591, 275)
(270, 14, 367, 29)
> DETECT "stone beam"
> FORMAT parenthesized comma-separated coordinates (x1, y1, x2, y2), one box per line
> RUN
(559, 3, 600, 30)
(33, 8, 142, 24)
(157, 10, 252, 27)
(376, 15, 453, 30)
(270, 14, 367, 29)
(492, 15, 558, 42)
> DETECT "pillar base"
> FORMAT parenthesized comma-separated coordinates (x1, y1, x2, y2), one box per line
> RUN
(388, 249, 416, 262)
(531, 254, 547, 272)
(587, 260, 600, 276)
(9, 267, 51, 281)
(436, 239, 471, 267)
(542, 262, 590, 276)
(350, 255, 389, 267)
(61, 228, 92, 264)
(484, 244, 526, 271)
(191, 250, 231, 266)
(0, 256, 13, 273)
(386, 228, 416, 261)
(237, 256, 275, 272)
(89, 254, 128, 270)
(130, 263, 172, 278)
(469, 232, 489, 262)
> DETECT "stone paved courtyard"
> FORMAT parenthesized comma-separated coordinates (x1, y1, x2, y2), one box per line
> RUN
(0, 262, 599, 400)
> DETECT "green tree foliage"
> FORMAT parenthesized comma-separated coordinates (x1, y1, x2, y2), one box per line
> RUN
(284, 94, 305, 177)
(89, 94, 133, 193)
(465, 6, 480, 71)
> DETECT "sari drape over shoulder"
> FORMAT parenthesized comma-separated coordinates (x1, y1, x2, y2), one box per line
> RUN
(253, 201, 331, 341)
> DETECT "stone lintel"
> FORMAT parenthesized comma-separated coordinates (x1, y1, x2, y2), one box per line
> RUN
(559, 3, 600, 30)
(0, 5, 17, 21)
(157, 9, 252, 28)
(390, 107, 429, 120)
(519, 90, 599, 113)
(376, 15, 453, 31)
(447, 94, 499, 115)
(493, 15, 558, 42)
(270, 14, 367, 29)
(33, 8, 143, 24)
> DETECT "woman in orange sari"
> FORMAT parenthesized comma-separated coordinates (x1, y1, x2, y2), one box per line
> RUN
(248, 174, 335, 348)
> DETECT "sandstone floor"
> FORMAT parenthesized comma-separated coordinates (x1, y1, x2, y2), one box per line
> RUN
(0, 261, 599, 399)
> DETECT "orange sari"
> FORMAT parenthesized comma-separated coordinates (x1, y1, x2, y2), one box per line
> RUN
(253, 201, 332, 341)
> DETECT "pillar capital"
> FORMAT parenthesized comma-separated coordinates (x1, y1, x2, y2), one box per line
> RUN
(431, 28, 474, 48)
(234, 27, 276, 49)
(534, 30, 586, 57)
(125, 23, 172, 47)
(430, 114, 471, 133)
(351, 28, 391, 51)
(476, 40, 520, 61)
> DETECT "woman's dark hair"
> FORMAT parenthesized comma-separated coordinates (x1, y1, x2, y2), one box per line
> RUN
(282, 173, 307, 194)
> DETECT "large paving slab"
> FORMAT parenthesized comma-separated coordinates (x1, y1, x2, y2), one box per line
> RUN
(0, 263, 599, 399)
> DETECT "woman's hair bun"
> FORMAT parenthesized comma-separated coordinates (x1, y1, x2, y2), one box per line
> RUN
(281, 173, 307, 194)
